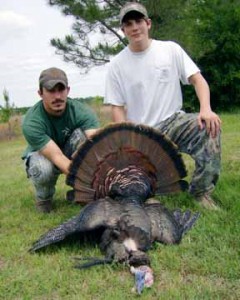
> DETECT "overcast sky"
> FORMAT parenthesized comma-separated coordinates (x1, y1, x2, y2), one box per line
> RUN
(0, 0, 107, 108)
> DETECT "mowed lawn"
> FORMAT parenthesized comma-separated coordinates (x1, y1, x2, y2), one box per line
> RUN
(0, 112, 239, 300)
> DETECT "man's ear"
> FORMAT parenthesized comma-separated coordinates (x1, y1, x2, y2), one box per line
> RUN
(65, 86, 70, 97)
(38, 90, 42, 97)
(146, 18, 152, 30)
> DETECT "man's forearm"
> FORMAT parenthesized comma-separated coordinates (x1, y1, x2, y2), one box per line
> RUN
(52, 154, 71, 175)
(85, 128, 99, 139)
(189, 72, 211, 112)
(40, 140, 71, 175)
(111, 105, 126, 122)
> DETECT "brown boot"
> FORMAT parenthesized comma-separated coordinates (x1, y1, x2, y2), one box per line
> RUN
(195, 194, 219, 210)
(36, 199, 53, 213)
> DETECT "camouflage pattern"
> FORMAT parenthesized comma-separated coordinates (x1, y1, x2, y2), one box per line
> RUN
(25, 128, 86, 201)
(156, 112, 221, 197)
(62, 128, 86, 159)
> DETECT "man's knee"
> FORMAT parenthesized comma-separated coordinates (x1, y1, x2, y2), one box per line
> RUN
(26, 152, 59, 185)
(63, 128, 87, 158)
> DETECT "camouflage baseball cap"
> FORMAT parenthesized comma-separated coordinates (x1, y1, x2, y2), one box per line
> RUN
(119, 2, 148, 24)
(39, 67, 68, 90)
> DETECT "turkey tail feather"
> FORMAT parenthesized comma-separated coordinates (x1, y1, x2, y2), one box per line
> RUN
(67, 123, 188, 204)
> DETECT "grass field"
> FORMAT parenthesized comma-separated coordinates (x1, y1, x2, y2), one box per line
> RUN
(0, 112, 240, 299)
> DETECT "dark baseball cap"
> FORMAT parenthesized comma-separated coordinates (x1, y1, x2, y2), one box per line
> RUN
(39, 67, 68, 90)
(119, 2, 148, 24)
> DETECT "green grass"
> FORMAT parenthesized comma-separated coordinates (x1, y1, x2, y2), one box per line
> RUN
(0, 113, 240, 299)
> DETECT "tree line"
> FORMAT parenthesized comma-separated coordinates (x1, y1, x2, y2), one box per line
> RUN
(48, 0, 240, 112)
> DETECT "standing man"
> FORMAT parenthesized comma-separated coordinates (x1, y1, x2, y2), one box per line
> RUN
(104, 2, 221, 209)
(22, 67, 99, 213)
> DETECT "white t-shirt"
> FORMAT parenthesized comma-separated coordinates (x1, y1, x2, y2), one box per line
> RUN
(104, 40, 200, 127)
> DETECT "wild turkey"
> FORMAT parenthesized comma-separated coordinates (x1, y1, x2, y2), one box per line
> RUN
(30, 123, 199, 294)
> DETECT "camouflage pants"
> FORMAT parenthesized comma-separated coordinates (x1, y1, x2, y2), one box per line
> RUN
(156, 112, 221, 197)
(24, 128, 86, 201)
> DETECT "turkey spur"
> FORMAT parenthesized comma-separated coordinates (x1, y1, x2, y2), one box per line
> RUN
(30, 123, 199, 268)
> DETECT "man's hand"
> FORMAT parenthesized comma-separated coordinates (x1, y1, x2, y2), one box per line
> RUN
(85, 128, 99, 139)
(189, 73, 221, 138)
(197, 110, 221, 138)
(71, 128, 100, 159)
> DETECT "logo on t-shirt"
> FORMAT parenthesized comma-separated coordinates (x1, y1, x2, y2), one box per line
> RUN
(62, 127, 71, 138)
(156, 67, 171, 82)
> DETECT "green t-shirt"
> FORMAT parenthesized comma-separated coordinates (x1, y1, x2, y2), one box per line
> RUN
(22, 98, 99, 158)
